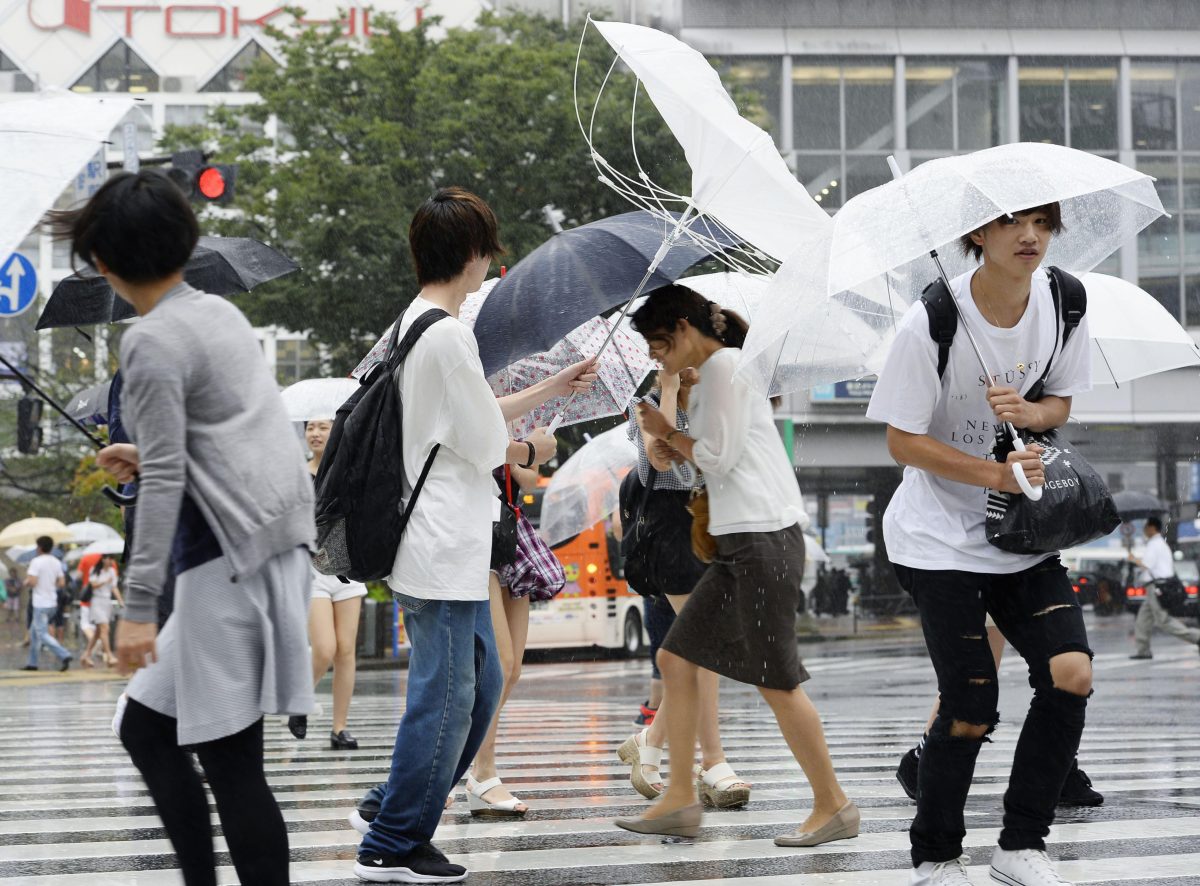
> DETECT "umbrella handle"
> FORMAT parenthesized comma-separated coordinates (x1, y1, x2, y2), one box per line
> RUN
(1008, 431, 1044, 502)
(101, 485, 137, 507)
(546, 413, 564, 435)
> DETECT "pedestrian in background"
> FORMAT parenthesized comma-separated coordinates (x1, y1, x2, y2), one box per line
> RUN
(61, 168, 315, 886)
(20, 536, 72, 672)
(1129, 517, 1200, 659)
(82, 555, 122, 668)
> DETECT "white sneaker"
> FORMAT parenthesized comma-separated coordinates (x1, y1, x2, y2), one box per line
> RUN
(989, 848, 1073, 886)
(912, 855, 973, 885)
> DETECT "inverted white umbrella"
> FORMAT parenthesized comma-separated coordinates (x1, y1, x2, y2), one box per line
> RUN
(539, 424, 638, 547)
(0, 91, 137, 270)
(1078, 273, 1200, 385)
(280, 377, 360, 423)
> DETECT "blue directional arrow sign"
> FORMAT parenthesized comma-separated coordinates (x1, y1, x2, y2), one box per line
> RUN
(0, 254, 37, 318)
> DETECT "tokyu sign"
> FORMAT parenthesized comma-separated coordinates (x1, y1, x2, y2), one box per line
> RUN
(27, 0, 378, 38)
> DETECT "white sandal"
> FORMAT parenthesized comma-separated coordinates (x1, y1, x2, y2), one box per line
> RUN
(466, 775, 527, 818)
(616, 728, 664, 800)
(696, 761, 751, 809)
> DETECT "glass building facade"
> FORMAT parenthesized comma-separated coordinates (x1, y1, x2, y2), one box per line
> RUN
(716, 52, 1200, 325)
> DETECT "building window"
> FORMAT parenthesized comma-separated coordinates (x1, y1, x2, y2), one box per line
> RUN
(201, 41, 276, 93)
(1019, 58, 1117, 150)
(165, 105, 211, 128)
(0, 50, 34, 92)
(275, 338, 323, 386)
(712, 56, 781, 140)
(906, 58, 1006, 152)
(71, 41, 159, 93)
(1132, 62, 1177, 150)
(793, 59, 894, 206)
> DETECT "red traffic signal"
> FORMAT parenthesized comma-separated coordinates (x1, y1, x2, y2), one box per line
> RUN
(168, 151, 236, 204)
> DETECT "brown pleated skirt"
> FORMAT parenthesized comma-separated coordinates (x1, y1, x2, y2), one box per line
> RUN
(660, 523, 810, 690)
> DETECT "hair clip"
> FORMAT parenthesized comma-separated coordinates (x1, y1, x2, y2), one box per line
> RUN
(709, 302, 728, 336)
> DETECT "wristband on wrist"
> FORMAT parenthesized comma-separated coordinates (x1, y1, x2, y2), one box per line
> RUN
(519, 440, 537, 469)
(665, 429, 681, 446)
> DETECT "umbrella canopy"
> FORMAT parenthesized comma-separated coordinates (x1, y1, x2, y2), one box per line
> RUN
(0, 517, 72, 547)
(739, 144, 1166, 395)
(471, 211, 736, 377)
(1111, 491, 1166, 519)
(588, 21, 829, 265)
(65, 520, 121, 545)
(79, 537, 126, 557)
(62, 380, 112, 426)
(539, 424, 638, 546)
(280, 378, 360, 423)
(36, 237, 299, 329)
(0, 92, 135, 273)
(1079, 273, 1200, 384)
(17, 545, 62, 564)
(356, 280, 654, 435)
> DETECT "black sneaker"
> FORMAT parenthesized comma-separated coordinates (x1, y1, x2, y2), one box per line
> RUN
(59, 657, 72, 672)
(354, 843, 466, 883)
(348, 783, 386, 836)
(896, 747, 919, 802)
(1057, 760, 1103, 807)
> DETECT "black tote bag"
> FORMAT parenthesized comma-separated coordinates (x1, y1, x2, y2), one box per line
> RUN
(984, 277, 1119, 555)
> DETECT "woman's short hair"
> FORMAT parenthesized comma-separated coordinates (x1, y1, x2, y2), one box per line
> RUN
(630, 284, 749, 351)
(959, 203, 1064, 260)
(408, 187, 505, 286)
(52, 169, 199, 282)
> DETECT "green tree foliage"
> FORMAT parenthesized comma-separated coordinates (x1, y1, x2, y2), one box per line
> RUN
(162, 10, 692, 371)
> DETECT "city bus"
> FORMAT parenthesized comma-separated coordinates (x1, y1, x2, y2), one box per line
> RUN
(519, 484, 648, 655)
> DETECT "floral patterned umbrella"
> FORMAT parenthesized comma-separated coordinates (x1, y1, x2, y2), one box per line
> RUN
(354, 279, 655, 436)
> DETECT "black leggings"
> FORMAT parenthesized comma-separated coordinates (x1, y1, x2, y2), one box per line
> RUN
(120, 699, 289, 886)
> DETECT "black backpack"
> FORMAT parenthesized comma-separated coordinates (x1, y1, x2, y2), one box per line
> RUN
(312, 308, 449, 582)
(920, 265, 1086, 384)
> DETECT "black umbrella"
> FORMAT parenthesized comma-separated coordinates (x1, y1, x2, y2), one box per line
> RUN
(1112, 490, 1166, 519)
(472, 211, 738, 377)
(36, 236, 299, 329)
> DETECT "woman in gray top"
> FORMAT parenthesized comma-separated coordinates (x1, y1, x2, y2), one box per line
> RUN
(63, 169, 315, 886)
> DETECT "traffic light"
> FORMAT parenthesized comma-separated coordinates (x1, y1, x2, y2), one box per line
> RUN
(168, 150, 236, 204)
(17, 397, 42, 454)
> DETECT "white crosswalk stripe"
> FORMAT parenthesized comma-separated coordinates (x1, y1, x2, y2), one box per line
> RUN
(1, 647, 1198, 885)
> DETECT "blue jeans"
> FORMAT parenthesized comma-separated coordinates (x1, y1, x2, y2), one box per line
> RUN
(360, 596, 503, 858)
(28, 606, 71, 667)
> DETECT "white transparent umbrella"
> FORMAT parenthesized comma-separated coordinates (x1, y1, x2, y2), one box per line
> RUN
(1079, 273, 1200, 384)
(0, 92, 137, 269)
(65, 520, 121, 545)
(539, 424, 638, 547)
(739, 144, 1166, 398)
(280, 378, 360, 423)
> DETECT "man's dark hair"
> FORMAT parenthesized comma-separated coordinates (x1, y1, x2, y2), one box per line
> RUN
(1146, 516, 1163, 532)
(35, 536, 54, 553)
(50, 169, 199, 283)
(959, 203, 1064, 261)
(408, 187, 504, 286)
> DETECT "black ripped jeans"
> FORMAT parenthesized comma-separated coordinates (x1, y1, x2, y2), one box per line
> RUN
(894, 556, 1092, 867)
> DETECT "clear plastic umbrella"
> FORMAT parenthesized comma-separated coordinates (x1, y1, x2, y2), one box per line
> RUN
(65, 520, 121, 545)
(280, 378, 360, 422)
(539, 424, 638, 547)
(739, 144, 1166, 398)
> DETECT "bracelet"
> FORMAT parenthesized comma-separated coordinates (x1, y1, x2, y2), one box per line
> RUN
(519, 440, 536, 469)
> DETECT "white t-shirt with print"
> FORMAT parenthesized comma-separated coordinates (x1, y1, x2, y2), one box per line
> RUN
(27, 554, 62, 609)
(388, 297, 509, 601)
(865, 267, 1092, 574)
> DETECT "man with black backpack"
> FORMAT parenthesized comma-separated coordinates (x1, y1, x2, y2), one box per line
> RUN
(351, 188, 559, 884)
(866, 204, 1095, 886)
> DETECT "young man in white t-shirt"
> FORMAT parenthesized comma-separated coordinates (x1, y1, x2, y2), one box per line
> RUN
(1129, 516, 1200, 658)
(21, 535, 72, 671)
(353, 188, 562, 884)
(866, 205, 1095, 886)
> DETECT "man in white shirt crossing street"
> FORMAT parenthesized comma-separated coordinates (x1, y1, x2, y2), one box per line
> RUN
(21, 536, 72, 672)
(1129, 517, 1200, 659)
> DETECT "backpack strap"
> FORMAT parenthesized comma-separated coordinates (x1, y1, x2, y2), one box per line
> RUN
(1046, 266, 1086, 347)
(919, 278, 958, 380)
